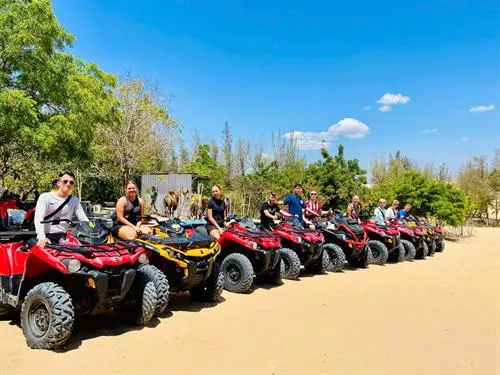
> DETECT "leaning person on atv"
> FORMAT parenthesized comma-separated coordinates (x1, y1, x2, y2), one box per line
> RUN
(304, 191, 331, 229)
(398, 203, 412, 220)
(283, 183, 306, 224)
(34, 171, 89, 248)
(114, 181, 152, 240)
(205, 184, 227, 240)
(260, 192, 291, 230)
(346, 195, 361, 222)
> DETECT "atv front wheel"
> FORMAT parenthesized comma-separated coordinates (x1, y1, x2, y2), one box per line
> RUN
(139, 265, 169, 316)
(21, 282, 74, 350)
(280, 248, 301, 279)
(191, 262, 224, 302)
(221, 253, 254, 293)
(401, 239, 416, 261)
(367, 240, 389, 265)
(323, 243, 346, 272)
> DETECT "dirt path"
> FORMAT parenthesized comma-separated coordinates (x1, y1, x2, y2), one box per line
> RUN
(1, 228, 499, 375)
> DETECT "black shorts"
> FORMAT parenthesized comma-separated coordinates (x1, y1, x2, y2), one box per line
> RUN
(206, 222, 223, 234)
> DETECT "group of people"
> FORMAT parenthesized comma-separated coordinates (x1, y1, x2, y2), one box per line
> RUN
(32, 171, 415, 246)
(346, 195, 413, 225)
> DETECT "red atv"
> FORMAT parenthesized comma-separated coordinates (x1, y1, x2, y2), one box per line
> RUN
(360, 218, 405, 264)
(272, 217, 327, 279)
(215, 216, 283, 293)
(390, 219, 428, 260)
(0, 218, 166, 350)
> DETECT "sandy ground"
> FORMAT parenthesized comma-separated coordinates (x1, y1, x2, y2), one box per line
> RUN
(1, 228, 499, 375)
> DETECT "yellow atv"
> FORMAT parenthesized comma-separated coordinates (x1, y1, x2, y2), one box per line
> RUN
(135, 216, 224, 303)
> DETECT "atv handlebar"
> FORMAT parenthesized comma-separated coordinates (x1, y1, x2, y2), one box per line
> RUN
(40, 218, 75, 225)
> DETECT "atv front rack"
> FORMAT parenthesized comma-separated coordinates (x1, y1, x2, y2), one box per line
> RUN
(141, 234, 215, 250)
(47, 240, 144, 254)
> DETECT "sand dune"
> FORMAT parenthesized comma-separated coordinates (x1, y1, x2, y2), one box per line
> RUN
(0, 227, 498, 375)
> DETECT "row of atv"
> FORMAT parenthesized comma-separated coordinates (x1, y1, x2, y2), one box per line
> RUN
(0, 212, 444, 351)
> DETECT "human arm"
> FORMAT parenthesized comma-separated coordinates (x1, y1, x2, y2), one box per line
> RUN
(34, 194, 50, 247)
(346, 204, 352, 218)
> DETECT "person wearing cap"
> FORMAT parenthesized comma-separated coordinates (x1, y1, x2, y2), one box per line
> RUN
(304, 191, 331, 229)
(283, 183, 306, 223)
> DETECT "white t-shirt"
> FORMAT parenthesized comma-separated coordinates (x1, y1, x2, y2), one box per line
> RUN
(386, 207, 397, 220)
(34, 192, 89, 240)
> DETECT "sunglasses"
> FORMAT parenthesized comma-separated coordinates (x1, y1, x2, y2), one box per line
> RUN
(310, 193, 317, 196)
(61, 179, 75, 186)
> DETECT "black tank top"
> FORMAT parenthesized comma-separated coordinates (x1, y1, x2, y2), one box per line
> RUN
(123, 196, 140, 225)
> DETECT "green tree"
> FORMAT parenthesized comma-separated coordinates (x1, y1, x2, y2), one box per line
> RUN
(0, 0, 116, 191)
(305, 145, 367, 210)
(93, 77, 178, 186)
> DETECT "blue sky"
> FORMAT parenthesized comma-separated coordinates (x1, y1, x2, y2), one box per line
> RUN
(52, 0, 499, 174)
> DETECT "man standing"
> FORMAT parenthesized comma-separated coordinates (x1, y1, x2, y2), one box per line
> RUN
(34, 171, 89, 248)
(386, 199, 399, 221)
(398, 203, 412, 220)
(283, 184, 306, 223)
(260, 192, 291, 230)
(346, 195, 361, 221)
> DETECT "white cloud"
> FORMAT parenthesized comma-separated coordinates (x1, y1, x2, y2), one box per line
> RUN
(461, 136, 470, 142)
(284, 118, 370, 150)
(363, 106, 371, 111)
(421, 128, 439, 134)
(376, 93, 410, 112)
(469, 104, 495, 113)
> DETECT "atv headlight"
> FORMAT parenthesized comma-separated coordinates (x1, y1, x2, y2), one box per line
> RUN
(337, 233, 346, 240)
(138, 253, 148, 264)
(379, 232, 386, 237)
(67, 259, 81, 273)
(295, 236, 302, 243)
(248, 240, 258, 250)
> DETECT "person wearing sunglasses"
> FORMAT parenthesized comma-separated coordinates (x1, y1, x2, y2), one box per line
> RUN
(34, 171, 89, 248)
(304, 191, 331, 229)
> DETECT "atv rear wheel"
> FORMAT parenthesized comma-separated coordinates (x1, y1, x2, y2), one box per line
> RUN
(260, 254, 283, 285)
(435, 240, 445, 252)
(191, 262, 224, 302)
(388, 242, 405, 262)
(348, 246, 372, 268)
(139, 265, 169, 316)
(401, 239, 416, 261)
(323, 243, 346, 272)
(428, 240, 436, 256)
(221, 253, 254, 293)
(367, 240, 389, 265)
(279, 248, 301, 279)
(305, 249, 330, 274)
(21, 282, 74, 350)
(119, 273, 157, 326)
